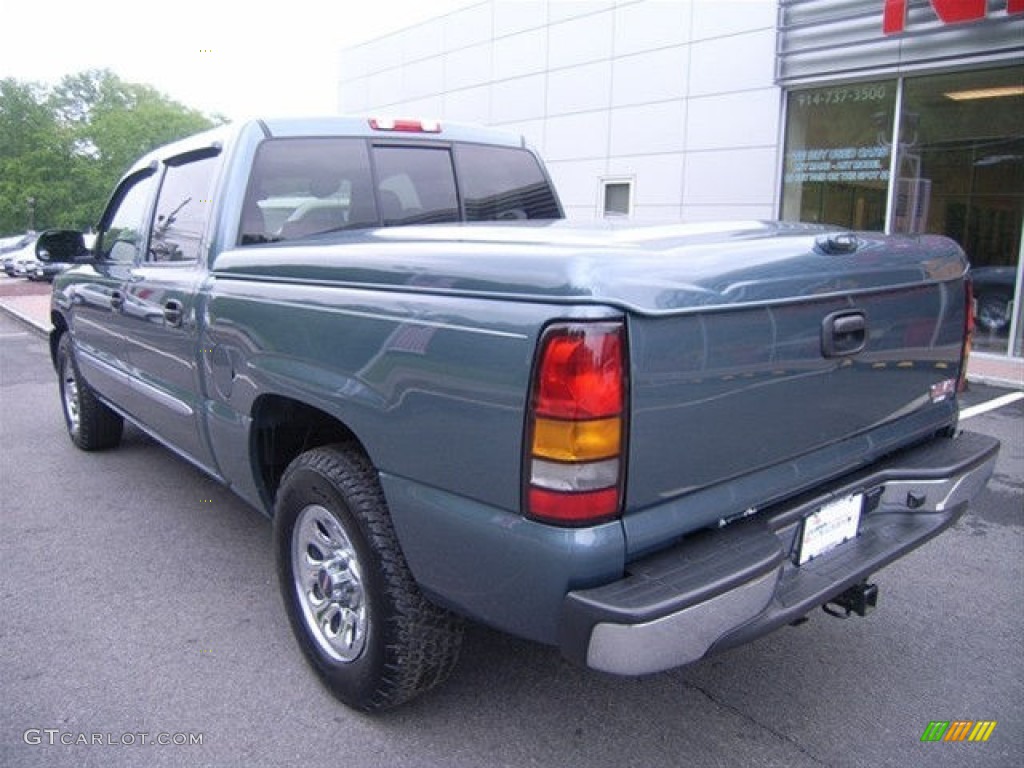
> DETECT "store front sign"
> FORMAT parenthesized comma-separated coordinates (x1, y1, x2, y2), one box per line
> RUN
(883, 0, 1024, 35)
(785, 147, 890, 184)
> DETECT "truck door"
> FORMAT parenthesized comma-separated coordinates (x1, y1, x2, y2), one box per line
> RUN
(120, 148, 221, 474)
(69, 169, 158, 408)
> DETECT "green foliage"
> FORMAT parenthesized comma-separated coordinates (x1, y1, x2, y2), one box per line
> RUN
(0, 69, 221, 235)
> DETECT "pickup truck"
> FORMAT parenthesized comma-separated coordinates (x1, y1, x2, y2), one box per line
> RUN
(45, 116, 999, 712)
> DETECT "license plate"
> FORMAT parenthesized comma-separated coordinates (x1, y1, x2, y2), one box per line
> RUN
(798, 493, 863, 565)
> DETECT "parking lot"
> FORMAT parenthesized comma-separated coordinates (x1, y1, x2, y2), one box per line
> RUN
(1, 303, 1021, 768)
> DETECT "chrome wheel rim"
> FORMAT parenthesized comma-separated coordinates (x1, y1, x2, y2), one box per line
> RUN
(61, 357, 80, 436)
(291, 504, 368, 663)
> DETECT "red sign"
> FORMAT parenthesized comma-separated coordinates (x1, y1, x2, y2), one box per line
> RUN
(884, 0, 1024, 34)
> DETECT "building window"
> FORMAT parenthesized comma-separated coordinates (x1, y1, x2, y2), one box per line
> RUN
(780, 80, 896, 231)
(893, 65, 1023, 356)
(602, 179, 632, 218)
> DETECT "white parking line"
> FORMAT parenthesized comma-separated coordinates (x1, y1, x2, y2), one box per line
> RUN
(0, 332, 30, 339)
(960, 392, 1024, 421)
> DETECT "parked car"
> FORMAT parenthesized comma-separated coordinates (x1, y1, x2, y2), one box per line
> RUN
(8, 241, 40, 278)
(2, 233, 37, 277)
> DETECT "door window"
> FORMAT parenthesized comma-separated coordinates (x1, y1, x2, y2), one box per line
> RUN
(149, 153, 220, 263)
(96, 172, 158, 264)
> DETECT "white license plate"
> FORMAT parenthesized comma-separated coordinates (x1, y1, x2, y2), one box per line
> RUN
(798, 493, 863, 565)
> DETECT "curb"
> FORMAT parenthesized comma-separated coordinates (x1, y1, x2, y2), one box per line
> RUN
(0, 300, 50, 338)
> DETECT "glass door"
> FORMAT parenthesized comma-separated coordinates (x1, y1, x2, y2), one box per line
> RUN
(894, 65, 1024, 356)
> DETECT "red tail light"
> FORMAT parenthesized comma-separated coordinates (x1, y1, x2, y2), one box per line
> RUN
(525, 322, 627, 525)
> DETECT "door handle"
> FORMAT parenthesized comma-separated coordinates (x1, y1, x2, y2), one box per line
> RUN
(822, 310, 867, 357)
(163, 299, 184, 328)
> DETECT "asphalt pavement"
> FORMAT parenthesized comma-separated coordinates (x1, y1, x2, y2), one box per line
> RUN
(0, 298, 1021, 768)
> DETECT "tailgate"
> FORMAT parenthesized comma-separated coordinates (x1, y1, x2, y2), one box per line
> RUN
(623, 232, 969, 551)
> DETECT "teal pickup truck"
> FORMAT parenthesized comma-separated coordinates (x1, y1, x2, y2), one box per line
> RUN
(46, 117, 999, 711)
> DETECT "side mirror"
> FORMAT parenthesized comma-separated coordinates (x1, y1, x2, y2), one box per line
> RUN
(36, 229, 89, 263)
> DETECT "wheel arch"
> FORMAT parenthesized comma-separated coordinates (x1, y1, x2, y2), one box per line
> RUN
(250, 393, 370, 516)
(49, 311, 69, 370)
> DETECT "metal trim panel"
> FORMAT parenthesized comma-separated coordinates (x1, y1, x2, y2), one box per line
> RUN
(778, 0, 1024, 84)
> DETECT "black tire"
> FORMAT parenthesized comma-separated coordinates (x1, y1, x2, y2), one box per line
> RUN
(56, 333, 123, 451)
(975, 292, 1011, 334)
(273, 444, 464, 712)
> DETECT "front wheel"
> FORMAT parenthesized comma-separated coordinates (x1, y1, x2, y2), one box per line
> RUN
(273, 444, 463, 711)
(56, 333, 123, 451)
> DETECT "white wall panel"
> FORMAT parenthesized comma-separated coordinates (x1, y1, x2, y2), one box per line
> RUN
(691, 0, 777, 41)
(682, 147, 778, 206)
(610, 100, 686, 156)
(365, 68, 403, 108)
(546, 61, 612, 115)
(685, 88, 779, 151)
(490, 118, 547, 151)
(444, 44, 493, 92)
(682, 203, 776, 221)
(400, 18, 446, 64)
(607, 153, 685, 205)
(548, 0, 615, 24)
(491, 74, 548, 123)
(561, 205, 594, 220)
(337, 78, 368, 113)
(444, 2, 493, 51)
(395, 96, 445, 118)
(402, 56, 445, 101)
(357, 35, 403, 78)
(632, 204, 684, 221)
(494, 0, 547, 37)
(611, 46, 689, 108)
(547, 11, 614, 69)
(546, 158, 609, 206)
(493, 28, 549, 80)
(444, 86, 492, 124)
(613, 0, 693, 57)
(688, 29, 776, 96)
(544, 111, 610, 161)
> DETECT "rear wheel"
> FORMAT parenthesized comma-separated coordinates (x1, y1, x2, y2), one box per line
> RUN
(274, 444, 463, 711)
(56, 333, 123, 451)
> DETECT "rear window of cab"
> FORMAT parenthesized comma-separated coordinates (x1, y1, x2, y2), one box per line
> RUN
(239, 138, 562, 245)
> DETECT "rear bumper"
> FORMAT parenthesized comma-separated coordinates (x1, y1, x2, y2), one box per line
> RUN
(559, 430, 999, 675)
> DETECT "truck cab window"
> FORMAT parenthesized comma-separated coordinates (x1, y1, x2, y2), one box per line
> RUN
(456, 145, 562, 221)
(372, 146, 459, 226)
(149, 154, 220, 262)
(241, 138, 376, 244)
(96, 172, 157, 264)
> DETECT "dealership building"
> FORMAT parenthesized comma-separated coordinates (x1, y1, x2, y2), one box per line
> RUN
(337, 0, 1024, 364)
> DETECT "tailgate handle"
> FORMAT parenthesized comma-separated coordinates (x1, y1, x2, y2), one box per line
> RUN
(822, 310, 866, 357)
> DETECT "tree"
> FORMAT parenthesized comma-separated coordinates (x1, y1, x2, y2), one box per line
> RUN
(0, 70, 221, 235)
(0, 79, 68, 233)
